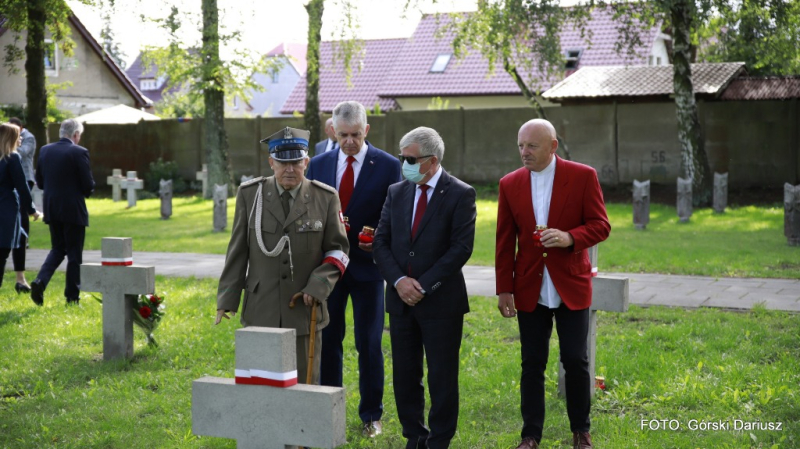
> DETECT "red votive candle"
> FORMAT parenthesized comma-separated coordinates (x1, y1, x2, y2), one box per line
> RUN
(359, 226, 375, 243)
(533, 225, 547, 248)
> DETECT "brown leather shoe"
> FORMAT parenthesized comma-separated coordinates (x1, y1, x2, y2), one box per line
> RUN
(362, 420, 382, 438)
(573, 431, 592, 449)
(515, 437, 538, 449)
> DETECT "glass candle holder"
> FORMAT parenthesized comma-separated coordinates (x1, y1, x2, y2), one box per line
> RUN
(533, 225, 547, 248)
(359, 226, 375, 244)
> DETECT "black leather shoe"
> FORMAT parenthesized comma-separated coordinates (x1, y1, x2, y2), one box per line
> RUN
(30, 280, 44, 306)
(15, 282, 31, 294)
(66, 297, 80, 306)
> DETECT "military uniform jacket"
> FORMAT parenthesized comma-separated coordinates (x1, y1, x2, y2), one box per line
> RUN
(217, 176, 349, 335)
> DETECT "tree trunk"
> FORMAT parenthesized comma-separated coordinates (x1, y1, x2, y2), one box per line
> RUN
(305, 0, 324, 152)
(671, 0, 712, 207)
(504, 56, 572, 161)
(201, 0, 233, 198)
(25, 0, 47, 149)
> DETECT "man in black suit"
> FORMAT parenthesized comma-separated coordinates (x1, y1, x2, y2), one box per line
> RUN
(31, 119, 95, 305)
(373, 126, 476, 449)
(314, 117, 338, 155)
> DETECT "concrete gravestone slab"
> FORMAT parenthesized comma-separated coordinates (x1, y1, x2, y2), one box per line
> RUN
(120, 171, 144, 208)
(557, 245, 629, 398)
(107, 168, 124, 202)
(80, 238, 155, 361)
(677, 177, 693, 223)
(713, 172, 728, 214)
(785, 183, 800, 246)
(193, 327, 346, 449)
(213, 184, 228, 232)
(632, 179, 650, 230)
(159, 179, 173, 220)
(196, 164, 209, 198)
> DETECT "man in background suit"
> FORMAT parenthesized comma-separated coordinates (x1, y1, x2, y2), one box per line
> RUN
(496, 119, 610, 449)
(314, 117, 338, 154)
(31, 119, 95, 306)
(306, 101, 401, 437)
(373, 126, 476, 449)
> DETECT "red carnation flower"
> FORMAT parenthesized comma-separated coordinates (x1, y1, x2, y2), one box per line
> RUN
(150, 295, 161, 305)
(139, 306, 152, 319)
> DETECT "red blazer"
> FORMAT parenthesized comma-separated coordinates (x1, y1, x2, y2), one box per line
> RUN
(495, 157, 610, 312)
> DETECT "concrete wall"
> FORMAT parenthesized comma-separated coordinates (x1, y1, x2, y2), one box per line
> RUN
(0, 24, 138, 116)
(51, 100, 799, 190)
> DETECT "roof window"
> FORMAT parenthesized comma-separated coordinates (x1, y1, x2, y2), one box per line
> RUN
(430, 54, 451, 73)
(565, 49, 583, 70)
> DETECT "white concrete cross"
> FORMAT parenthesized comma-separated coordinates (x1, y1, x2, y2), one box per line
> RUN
(81, 238, 155, 361)
(193, 327, 346, 449)
(106, 168, 124, 202)
(196, 164, 209, 198)
(119, 171, 144, 208)
(558, 245, 629, 398)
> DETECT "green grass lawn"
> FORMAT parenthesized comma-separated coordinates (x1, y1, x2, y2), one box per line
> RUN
(25, 197, 798, 279)
(1, 274, 798, 448)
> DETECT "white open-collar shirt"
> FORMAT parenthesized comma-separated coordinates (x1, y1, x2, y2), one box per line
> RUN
(530, 156, 562, 308)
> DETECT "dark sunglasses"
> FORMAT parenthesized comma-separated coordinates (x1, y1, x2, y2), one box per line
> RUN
(398, 155, 433, 165)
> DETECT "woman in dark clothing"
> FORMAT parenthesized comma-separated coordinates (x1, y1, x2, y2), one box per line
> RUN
(0, 123, 40, 291)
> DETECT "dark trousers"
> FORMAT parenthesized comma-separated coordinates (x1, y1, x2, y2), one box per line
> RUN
(36, 220, 86, 299)
(518, 304, 591, 443)
(320, 271, 385, 423)
(390, 312, 464, 449)
(11, 180, 34, 272)
(0, 247, 10, 287)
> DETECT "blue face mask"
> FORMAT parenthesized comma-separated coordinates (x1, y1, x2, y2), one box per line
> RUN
(402, 160, 426, 183)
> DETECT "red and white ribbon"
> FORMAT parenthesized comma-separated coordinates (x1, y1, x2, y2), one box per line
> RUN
(322, 250, 349, 276)
(234, 369, 298, 388)
(101, 257, 133, 266)
(591, 267, 598, 277)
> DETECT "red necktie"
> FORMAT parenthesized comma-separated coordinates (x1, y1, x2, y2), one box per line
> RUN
(411, 184, 429, 239)
(339, 156, 355, 212)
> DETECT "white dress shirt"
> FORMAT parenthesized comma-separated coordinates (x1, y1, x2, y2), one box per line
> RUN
(394, 165, 443, 288)
(335, 142, 368, 190)
(324, 139, 338, 153)
(530, 157, 562, 308)
(411, 165, 442, 226)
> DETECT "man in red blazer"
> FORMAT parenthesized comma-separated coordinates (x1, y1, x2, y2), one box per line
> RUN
(496, 119, 610, 449)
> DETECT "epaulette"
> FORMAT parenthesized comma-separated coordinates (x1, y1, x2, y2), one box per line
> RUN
(240, 176, 266, 188)
(310, 179, 337, 194)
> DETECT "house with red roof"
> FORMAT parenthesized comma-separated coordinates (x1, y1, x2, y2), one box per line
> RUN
(0, 13, 151, 116)
(282, 8, 668, 113)
(228, 42, 307, 117)
(281, 38, 406, 114)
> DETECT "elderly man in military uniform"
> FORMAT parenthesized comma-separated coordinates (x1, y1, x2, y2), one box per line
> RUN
(215, 127, 350, 385)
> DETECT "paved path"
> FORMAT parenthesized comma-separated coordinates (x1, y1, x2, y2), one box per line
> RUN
(22, 250, 800, 312)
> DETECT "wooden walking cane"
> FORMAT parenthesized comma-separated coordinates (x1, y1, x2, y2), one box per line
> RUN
(289, 292, 318, 384)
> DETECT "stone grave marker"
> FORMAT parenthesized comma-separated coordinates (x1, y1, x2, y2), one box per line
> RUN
(192, 327, 346, 449)
(107, 168, 124, 202)
(240, 175, 254, 185)
(785, 183, 800, 246)
(120, 171, 144, 208)
(713, 172, 728, 214)
(159, 179, 173, 220)
(632, 179, 650, 230)
(677, 177, 692, 223)
(31, 184, 44, 213)
(213, 184, 228, 232)
(558, 245, 629, 398)
(81, 237, 155, 361)
(196, 164, 208, 198)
